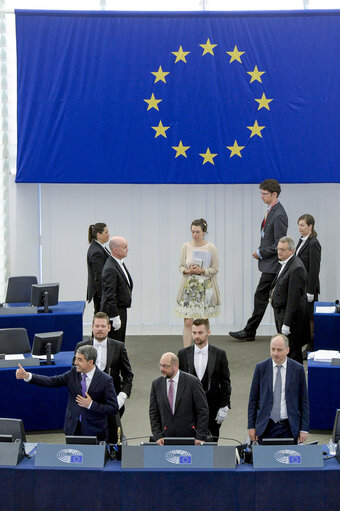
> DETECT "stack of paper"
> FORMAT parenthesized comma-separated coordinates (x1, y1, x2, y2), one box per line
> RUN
(308, 350, 340, 362)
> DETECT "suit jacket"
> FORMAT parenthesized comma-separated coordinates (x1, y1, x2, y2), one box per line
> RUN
(30, 366, 118, 441)
(75, 337, 133, 397)
(248, 357, 309, 439)
(258, 202, 288, 274)
(87, 241, 109, 302)
(178, 344, 231, 418)
(149, 371, 209, 441)
(296, 236, 321, 296)
(270, 255, 308, 328)
(100, 256, 133, 318)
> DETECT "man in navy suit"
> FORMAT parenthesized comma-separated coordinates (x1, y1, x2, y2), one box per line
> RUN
(248, 334, 309, 444)
(16, 345, 118, 442)
(101, 236, 133, 343)
(229, 179, 288, 341)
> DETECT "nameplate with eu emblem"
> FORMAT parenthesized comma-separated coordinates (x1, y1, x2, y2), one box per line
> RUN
(34, 443, 108, 469)
(121, 445, 235, 469)
(252, 444, 323, 469)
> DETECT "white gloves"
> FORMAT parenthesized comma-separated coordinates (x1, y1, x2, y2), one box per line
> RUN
(111, 316, 121, 331)
(307, 293, 314, 303)
(117, 392, 127, 410)
(282, 324, 290, 336)
(215, 406, 229, 424)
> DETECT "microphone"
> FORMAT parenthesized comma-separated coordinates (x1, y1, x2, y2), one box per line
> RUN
(191, 425, 208, 443)
(122, 426, 168, 444)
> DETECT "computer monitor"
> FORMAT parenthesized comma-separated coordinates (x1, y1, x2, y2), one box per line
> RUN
(0, 418, 26, 442)
(332, 409, 340, 443)
(163, 437, 196, 446)
(65, 436, 98, 445)
(261, 438, 295, 446)
(30, 283, 59, 313)
(32, 331, 63, 365)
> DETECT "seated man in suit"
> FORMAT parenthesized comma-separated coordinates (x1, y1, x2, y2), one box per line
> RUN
(75, 312, 134, 443)
(248, 334, 309, 444)
(178, 318, 231, 442)
(149, 352, 209, 445)
(16, 345, 118, 442)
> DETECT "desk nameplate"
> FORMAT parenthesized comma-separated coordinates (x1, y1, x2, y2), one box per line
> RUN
(253, 444, 324, 469)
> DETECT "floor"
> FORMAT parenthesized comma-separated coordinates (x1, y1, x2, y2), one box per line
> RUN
(26, 334, 332, 446)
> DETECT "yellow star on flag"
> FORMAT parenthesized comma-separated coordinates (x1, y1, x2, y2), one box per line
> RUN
(255, 93, 273, 111)
(151, 66, 170, 84)
(151, 121, 170, 138)
(227, 140, 245, 158)
(172, 45, 190, 63)
(199, 38, 218, 56)
(144, 93, 162, 111)
(247, 65, 265, 83)
(247, 120, 265, 138)
(226, 45, 245, 63)
(199, 148, 217, 165)
(172, 140, 190, 158)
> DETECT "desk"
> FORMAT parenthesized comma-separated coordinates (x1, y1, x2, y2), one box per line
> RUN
(0, 351, 73, 432)
(0, 456, 339, 511)
(314, 301, 340, 351)
(0, 301, 85, 351)
(308, 359, 340, 430)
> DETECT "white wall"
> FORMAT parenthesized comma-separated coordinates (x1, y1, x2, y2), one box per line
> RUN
(9, 178, 340, 335)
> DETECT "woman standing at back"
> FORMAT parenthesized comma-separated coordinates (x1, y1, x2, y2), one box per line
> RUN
(175, 218, 220, 347)
(87, 223, 110, 314)
(296, 214, 321, 354)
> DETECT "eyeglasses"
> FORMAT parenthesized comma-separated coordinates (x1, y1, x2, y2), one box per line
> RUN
(159, 363, 173, 368)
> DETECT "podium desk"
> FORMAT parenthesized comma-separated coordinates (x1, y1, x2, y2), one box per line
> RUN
(314, 301, 340, 351)
(0, 351, 73, 432)
(0, 455, 339, 511)
(308, 359, 340, 430)
(0, 301, 85, 351)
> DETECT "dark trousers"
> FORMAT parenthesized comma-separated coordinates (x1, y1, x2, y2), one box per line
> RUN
(107, 407, 125, 444)
(274, 309, 303, 364)
(108, 308, 127, 343)
(93, 292, 101, 315)
(259, 419, 296, 444)
(208, 415, 221, 442)
(244, 272, 276, 336)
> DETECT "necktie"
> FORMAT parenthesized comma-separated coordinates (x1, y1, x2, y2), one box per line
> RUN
(79, 374, 87, 422)
(168, 379, 174, 415)
(270, 365, 282, 423)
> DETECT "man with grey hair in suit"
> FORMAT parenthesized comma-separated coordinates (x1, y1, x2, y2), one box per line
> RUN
(229, 179, 288, 342)
(149, 352, 209, 445)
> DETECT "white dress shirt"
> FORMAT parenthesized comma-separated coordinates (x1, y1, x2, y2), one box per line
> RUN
(166, 369, 180, 414)
(93, 338, 108, 372)
(194, 344, 209, 380)
(112, 255, 131, 286)
(295, 235, 309, 255)
(272, 359, 288, 420)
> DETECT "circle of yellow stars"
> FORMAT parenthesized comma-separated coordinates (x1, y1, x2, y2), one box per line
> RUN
(143, 39, 273, 165)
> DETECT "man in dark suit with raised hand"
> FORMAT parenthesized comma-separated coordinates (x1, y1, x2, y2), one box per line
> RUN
(149, 352, 209, 445)
(16, 345, 118, 442)
(229, 179, 288, 342)
(101, 236, 133, 343)
(75, 312, 134, 442)
(178, 319, 231, 441)
(270, 236, 310, 364)
(248, 334, 309, 444)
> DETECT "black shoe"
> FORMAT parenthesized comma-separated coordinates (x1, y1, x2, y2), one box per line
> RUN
(229, 330, 255, 341)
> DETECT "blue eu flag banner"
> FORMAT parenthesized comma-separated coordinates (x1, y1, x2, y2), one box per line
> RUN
(15, 10, 340, 184)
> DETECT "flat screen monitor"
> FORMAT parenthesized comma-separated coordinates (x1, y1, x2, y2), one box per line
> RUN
(65, 436, 98, 445)
(0, 418, 26, 442)
(261, 438, 295, 446)
(30, 283, 59, 313)
(332, 409, 340, 443)
(163, 437, 196, 446)
(32, 331, 63, 365)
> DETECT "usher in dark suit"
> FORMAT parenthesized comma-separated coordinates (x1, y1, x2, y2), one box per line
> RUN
(248, 357, 309, 441)
(244, 201, 288, 337)
(100, 256, 133, 342)
(296, 236, 321, 316)
(178, 344, 231, 440)
(29, 366, 118, 441)
(87, 241, 109, 314)
(270, 255, 310, 364)
(149, 371, 209, 441)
